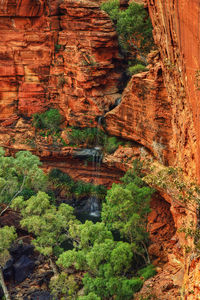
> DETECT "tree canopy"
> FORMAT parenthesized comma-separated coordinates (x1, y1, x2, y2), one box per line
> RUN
(0, 148, 47, 204)
(101, 0, 153, 56)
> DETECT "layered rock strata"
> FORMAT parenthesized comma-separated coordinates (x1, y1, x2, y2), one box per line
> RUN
(0, 0, 120, 129)
(147, 0, 200, 180)
(105, 52, 173, 165)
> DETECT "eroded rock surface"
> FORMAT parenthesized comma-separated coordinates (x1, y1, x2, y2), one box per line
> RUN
(105, 52, 173, 165)
(0, 0, 120, 136)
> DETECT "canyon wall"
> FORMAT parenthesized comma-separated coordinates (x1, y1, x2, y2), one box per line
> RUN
(105, 0, 200, 298)
(106, 0, 200, 179)
(138, 1, 200, 299)
(147, 0, 200, 180)
(0, 0, 200, 299)
(0, 0, 120, 138)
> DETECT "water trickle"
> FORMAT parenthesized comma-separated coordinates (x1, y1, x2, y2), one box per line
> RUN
(109, 97, 121, 111)
(73, 148, 103, 164)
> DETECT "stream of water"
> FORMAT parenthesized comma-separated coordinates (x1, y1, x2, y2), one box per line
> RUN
(73, 96, 122, 221)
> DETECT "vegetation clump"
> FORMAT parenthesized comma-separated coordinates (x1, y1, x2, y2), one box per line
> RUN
(0, 148, 47, 204)
(128, 64, 148, 76)
(101, 0, 153, 56)
(49, 168, 107, 200)
(101, 0, 153, 78)
(3, 152, 156, 299)
(57, 221, 144, 300)
(32, 108, 62, 133)
(0, 226, 17, 300)
(67, 127, 123, 154)
(56, 163, 155, 299)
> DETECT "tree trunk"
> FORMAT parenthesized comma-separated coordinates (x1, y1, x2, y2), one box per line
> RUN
(0, 267, 11, 300)
(49, 258, 58, 275)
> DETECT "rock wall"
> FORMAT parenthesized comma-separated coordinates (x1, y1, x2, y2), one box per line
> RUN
(1, 0, 200, 298)
(105, 0, 200, 298)
(0, 0, 120, 130)
(141, 1, 200, 299)
(147, 0, 200, 180)
(105, 52, 174, 165)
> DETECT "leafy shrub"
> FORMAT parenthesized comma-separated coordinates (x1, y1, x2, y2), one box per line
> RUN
(32, 109, 62, 132)
(102, 164, 154, 264)
(0, 148, 47, 204)
(55, 44, 62, 52)
(67, 127, 122, 154)
(79, 293, 101, 300)
(11, 191, 78, 257)
(48, 168, 106, 200)
(50, 272, 79, 300)
(104, 136, 123, 154)
(67, 127, 106, 147)
(137, 264, 157, 280)
(128, 64, 148, 75)
(49, 168, 72, 185)
(100, 0, 119, 22)
(57, 221, 142, 300)
(101, 0, 153, 55)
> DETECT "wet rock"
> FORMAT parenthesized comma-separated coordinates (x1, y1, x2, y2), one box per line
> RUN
(14, 255, 35, 283)
(3, 258, 14, 281)
(73, 148, 103, 163)
(10, 244, 34, 261)
(75, 196, 101, 219)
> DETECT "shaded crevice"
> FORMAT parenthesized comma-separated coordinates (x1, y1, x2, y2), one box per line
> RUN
(148, 193, 176, 263)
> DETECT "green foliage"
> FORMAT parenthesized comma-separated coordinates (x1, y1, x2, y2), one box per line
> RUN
(49, 168, 106, 200)
(0, 226, 17, 267)
(78, 293, 101, 300)
(104, 136, 123, 154)
(11, 191, 78, 257)
(49, 168, 73, 186)
(32, 108, 62, 132)
(50, 272, 79, 300)
(128, 64, 148, 75)
(137, 265, 157, 280)
(67, 127, 123, 154)
(55, 44, 62, 52)
(100, 0, 119, 21)
(101, 0, 153, 55)
(57, 221, 141, 299)
(0, 148, 47, 204)
(67, 127, 106, 147)
(102, 165, 153, 263)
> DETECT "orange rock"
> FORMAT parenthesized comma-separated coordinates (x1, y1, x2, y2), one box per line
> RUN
(0, 0, 120, 133)
(105, 56, 173, 165)
(147, 0, 200, 181)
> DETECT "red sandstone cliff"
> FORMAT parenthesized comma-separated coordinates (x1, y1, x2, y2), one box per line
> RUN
(146, 2, 200, 298)
(104, 0, 200, 298)
(1, 0, 200, 299)
(0, 0, 120, 129)
(0, 0, 123, 183)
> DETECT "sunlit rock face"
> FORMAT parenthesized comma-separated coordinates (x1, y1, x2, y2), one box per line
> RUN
(105, 52, 174, 165)
(135, 1, 200, 299)
(147, 0, 200, 181)
(0, 0, 120, 135)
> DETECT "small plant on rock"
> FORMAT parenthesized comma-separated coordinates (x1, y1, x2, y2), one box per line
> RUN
(32, 108, 63, 133)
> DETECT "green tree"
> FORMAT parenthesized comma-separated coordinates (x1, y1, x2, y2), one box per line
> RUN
(11, 191, 79, 272)
(50, 272, 79, 300)
(0, 148, 47, 208)
(0, 226, 17, 300)
(57, 221, 143, 299)
(101, 0, 153, 56)
(101, 168, 153, 263)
